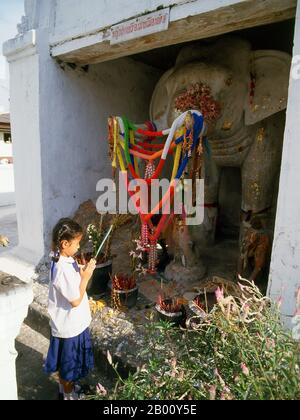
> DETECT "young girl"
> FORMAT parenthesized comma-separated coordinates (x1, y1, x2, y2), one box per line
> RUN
(44, 218, 96, 400)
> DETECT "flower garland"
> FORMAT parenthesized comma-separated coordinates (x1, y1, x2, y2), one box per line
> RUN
(174, 83, 221, 123)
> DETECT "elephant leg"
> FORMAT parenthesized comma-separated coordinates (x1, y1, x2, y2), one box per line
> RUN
(240, 115, 284, 279)
(241, 115, 285, 215)
(191, 152, 221, 252)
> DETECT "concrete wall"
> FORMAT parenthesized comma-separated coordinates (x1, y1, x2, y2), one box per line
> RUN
(268, 2, 300, 326)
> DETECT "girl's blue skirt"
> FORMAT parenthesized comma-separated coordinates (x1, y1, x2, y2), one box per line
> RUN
(44, 328, 94, 382)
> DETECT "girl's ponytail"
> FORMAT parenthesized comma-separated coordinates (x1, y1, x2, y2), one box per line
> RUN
(51, 249, 60, 263)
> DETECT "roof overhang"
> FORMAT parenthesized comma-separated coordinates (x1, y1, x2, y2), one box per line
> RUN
(50, 0, 297, 66)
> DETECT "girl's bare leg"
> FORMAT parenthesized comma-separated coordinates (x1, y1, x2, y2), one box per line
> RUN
(59, 376, 74, 394)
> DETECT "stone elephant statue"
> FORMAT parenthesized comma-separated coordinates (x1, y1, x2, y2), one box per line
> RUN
(150, 37, 291, 283)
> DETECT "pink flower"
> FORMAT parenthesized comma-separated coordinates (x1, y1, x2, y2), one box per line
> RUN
(241, 363, 250, 376)
(220, 387, 232, 401)
(96, 383, 107, 397)
(171, 358, 177, 369)
(243, 303, 250, 313)
(209, 385, 217, 400)
(294, 308, 300, 316)
(276, 296, 283, 308)
(296, 286, 300, 303)
(215, 287, 224, 303)
(266, 338, 275, 350)
(214, 368, 225, 387)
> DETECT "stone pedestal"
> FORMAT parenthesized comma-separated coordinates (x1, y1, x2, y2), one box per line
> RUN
(0, 272, 33, 400)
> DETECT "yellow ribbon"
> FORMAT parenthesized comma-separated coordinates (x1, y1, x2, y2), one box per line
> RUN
(130, 129, 140, 177)
(112, 118, 118, 170)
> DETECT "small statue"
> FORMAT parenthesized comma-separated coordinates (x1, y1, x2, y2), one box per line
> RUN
(164, 214, 206, 284)
(238, 217, 270, 282)
(0, 235, 9, 247)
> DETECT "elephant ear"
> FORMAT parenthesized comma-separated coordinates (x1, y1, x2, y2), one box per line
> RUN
(244, 50, 291, 126)
(150, 68, 174, 130)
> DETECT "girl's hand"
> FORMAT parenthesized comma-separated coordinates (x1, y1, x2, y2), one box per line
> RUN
(80, 258, 96, 281)
(87, 258, 97, 272)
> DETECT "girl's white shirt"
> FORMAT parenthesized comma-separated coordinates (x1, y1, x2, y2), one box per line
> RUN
(48, 256, 91, 338)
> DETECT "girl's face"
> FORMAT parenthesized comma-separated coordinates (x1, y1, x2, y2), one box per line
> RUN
(60, 234, 83, 258)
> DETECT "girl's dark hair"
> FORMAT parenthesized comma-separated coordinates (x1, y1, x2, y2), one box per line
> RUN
(52, 218, 83, 262)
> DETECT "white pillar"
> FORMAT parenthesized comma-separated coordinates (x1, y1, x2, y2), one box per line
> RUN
(2, 30, 44, 266)
(0, 273, 33, 400)
(268, 2, 300, 328)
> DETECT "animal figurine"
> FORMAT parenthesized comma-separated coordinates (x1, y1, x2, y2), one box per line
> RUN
(0, 235, 9, 247)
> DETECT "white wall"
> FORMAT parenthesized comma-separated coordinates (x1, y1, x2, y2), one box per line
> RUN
(268, 2, 300, 326)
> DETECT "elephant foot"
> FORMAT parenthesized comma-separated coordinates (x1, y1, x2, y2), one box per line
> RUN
(164, 260, 206, 285)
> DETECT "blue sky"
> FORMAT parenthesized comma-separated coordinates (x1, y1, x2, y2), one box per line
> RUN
(0, 0, 24, 80)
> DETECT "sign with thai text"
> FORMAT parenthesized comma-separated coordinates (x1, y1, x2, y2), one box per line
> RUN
(110, 8, 170, 45)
